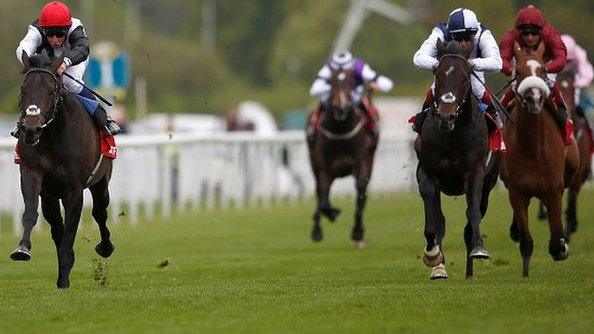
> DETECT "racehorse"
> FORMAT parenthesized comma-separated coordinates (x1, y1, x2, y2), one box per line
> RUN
(10, 51, 115, 288)
(307, 68, 378, 247)
(500, 42, 579, 277)
(537, 67, 592, 239)
(414, 40, 499, 280)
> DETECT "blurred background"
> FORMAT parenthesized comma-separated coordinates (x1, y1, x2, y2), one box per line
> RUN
(0, 0, 593, 130)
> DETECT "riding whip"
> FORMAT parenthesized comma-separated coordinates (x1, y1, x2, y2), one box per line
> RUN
(62, 72, 113, 107)
(471, 72, 512, 123)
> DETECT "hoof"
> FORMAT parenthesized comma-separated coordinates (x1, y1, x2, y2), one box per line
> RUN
(10, 246, 31, 261)
(355, 240, 366, 249)
(56, 278, 70, 289)
(311, 227, 323, 242)
(430, 264, 448, 280)
(551, 240, 569, 261)
(351, 228, 364, 242)
(95, 241, 115, 258)
(322, 207, 341, 222)
(509, 223, 520, 243)
(423, 245, 443, 267)
(470, 246, 490, 260)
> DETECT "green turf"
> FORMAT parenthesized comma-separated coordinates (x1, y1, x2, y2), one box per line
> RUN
(1, 187, 593, 333)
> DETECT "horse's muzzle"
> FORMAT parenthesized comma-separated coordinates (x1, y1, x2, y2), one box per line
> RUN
(438, 113, 456, 131)
(23, 124, 42, 145)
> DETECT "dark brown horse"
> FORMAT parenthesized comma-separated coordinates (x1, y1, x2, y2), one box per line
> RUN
(307, 68, 378, 247)
(501, 42, 579, 277)
(10, 52, 115, 288)
(537, 67, 593, 238)
(415, 40, 500, 280)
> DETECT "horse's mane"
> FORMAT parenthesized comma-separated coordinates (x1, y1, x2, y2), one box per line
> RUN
(444, 40, 462, 55)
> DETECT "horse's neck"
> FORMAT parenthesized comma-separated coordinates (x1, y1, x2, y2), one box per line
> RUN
(513, 106, 553, 159)
(322, 107, 361, 132)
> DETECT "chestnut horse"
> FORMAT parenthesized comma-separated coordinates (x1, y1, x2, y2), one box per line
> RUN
(10, 52, 115, 288)
(537, 67, 593, 239)
(307, 68, 378, 247)
(415, 40, 500, 280)
(500, 42, 579, 277)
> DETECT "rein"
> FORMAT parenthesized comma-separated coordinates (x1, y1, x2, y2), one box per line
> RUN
(19, 68, 62, 129)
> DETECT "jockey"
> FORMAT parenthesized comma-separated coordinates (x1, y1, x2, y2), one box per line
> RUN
(309, 50, 393, 136)
(412, 7, 503, 133)
(562, 34, 594, 150)
(12, 1, 120, 138)
(499, 5, 572, 144)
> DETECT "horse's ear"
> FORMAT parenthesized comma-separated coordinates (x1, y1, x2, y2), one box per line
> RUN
(536, 41, 545, 58)
(21, 51, 31, 70)
(436, 38, 445, 57)
(51, 56, 64, 74)
(462, 41, 474, 58)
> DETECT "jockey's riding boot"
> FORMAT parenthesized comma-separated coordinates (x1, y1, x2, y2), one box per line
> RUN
(10, 119, 23, 138)
(548, 102, 573, 145)
(412, 107, 430, 134)
(92, 105, 121, 136)
(106, 114, 122, 136)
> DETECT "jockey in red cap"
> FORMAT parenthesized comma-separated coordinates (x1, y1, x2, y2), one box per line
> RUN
(499, 5, 573, 145)
(12, 1, 120, 138)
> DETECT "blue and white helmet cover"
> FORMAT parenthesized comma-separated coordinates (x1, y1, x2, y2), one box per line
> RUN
(447, 8, 479, 34)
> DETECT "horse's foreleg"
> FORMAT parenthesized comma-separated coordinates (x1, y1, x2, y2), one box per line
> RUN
(509, 190, 532, 277)
(41, 195, 64, 255)
(312, 172, 332, 242)
(56, 190, 84, 289)
(316, 172, 340, 222)
(465, 168, 490, 263)
(544, 193, 569, 261)
(418, 166, 445, 271)
(90, 177, 115, 258)
(352, 166, 371, 247)
(10, 168, 42, 261)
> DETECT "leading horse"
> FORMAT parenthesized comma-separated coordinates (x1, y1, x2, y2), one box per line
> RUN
(415, 40, 500, 280)
(501, 42, 579, 277)
(307, 68, 378, 247)
(10, 51, 115, 288)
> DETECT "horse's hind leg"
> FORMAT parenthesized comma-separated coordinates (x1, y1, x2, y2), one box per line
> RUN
(311, 172, 331, 242)
(10, 169, 42, 261)
(537, 200, 548, 220)
(352, 168, 371, 248)
(509, 190, 532, 277)
(565, 187, 579, 238)
(57, 190, 84, 289)
(41, 195, 64, 255)
(90, 177, 115, 258)
(466, 168, 490, 261)
(316, 172, 341, 222)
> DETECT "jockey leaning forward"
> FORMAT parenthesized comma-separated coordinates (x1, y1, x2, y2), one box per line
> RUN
(499, 5, 573, 144)
(12, 1, 120, 138)
(308, 50, 394, 137)
(412, 7, 503, 133)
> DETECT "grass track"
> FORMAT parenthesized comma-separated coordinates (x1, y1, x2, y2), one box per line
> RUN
(1, 188, 593, 333)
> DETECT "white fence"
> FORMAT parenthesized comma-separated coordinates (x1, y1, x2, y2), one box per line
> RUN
(0, 131, 417, 235)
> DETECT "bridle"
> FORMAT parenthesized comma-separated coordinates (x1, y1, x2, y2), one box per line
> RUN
(433, 53, 472, 119)
(329, 70, 355, 121)
(19, 68, 63, 130)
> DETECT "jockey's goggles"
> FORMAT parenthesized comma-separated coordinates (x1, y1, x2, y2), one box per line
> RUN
(452, 32, 476, 42)
(519, 26, 541, 36)
(43, 28, 68, 38)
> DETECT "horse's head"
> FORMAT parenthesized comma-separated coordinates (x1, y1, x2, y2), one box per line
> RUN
(19, 50, 63, 145)
(328, 68, 356, 121)
(433, 39, 473, 132)
(514, 41, 549, 114)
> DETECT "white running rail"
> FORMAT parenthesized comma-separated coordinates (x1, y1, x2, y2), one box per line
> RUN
(0, 131, 417, 236)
